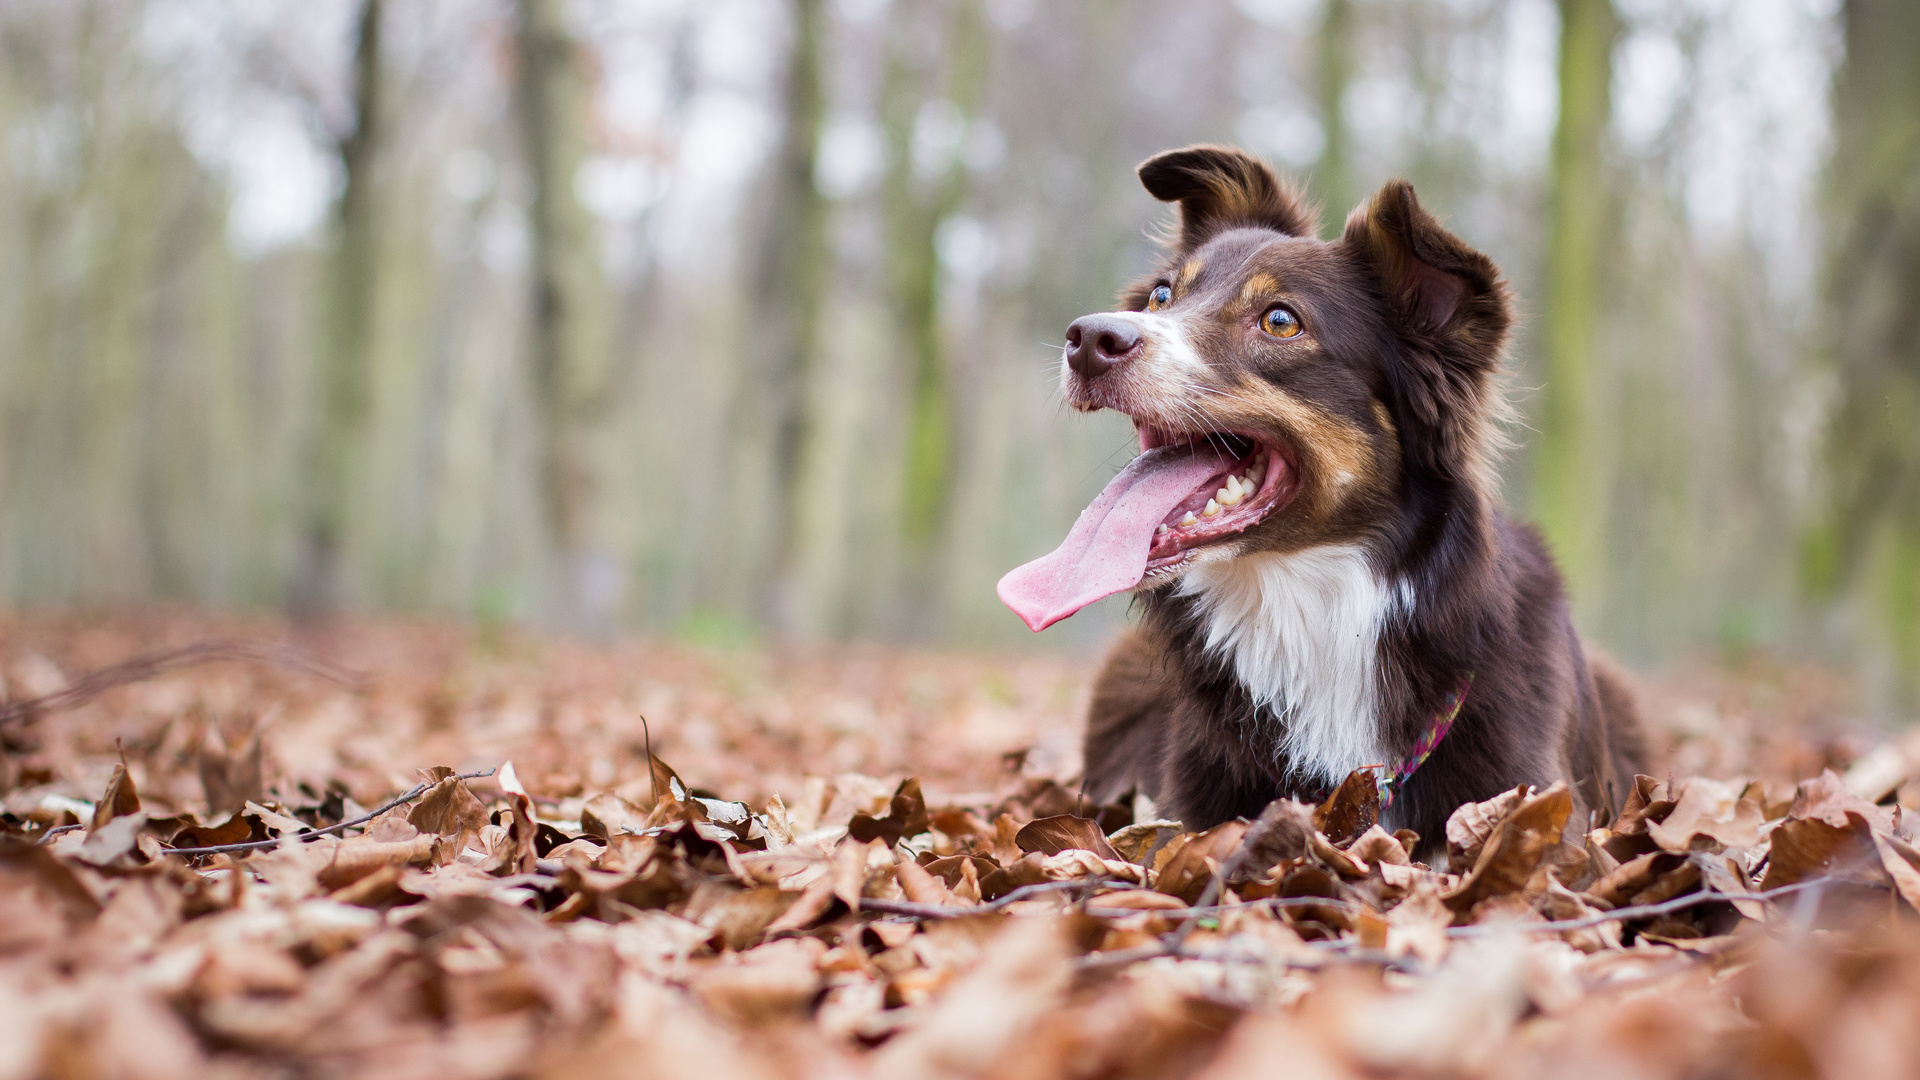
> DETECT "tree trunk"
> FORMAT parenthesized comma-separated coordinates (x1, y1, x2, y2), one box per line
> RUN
(1531, 0, 1617, 612)
(290, 0, 383, 620)
(514, 0, 616, 634)
(1313, 0, 1354, 226)
(1807, 0, 1920, 700)
(881, 0, 987, 636)
(739, 0, 831, 637)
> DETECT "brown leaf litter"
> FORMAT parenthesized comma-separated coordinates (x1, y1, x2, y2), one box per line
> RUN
(3, 614, 1920, 1079)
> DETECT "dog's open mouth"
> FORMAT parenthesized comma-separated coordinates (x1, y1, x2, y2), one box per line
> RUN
(996, 421, 1296, 631)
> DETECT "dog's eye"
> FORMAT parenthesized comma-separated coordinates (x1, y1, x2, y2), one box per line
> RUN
(1261, 306, 1303, 338)
(1146, 284, 1172, 311)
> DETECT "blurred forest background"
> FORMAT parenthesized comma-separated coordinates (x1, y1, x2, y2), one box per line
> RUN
(0, 0, 1915, 709)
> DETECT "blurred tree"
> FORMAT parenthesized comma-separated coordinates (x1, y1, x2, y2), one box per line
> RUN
(1807, 0, 1920, 698)
(514, 0, 617, 634)
(882, 0, 987, 634)
(1313, 0, 1354, 224)
(290, 0, 384, 619)
(738, 0, 831, 637)
(1532, 0, 1619, 612)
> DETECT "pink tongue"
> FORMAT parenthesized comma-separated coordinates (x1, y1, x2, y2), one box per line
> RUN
(997, 445, 1231, 631)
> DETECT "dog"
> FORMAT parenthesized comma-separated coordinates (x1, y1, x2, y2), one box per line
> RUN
(997, 145, 1645, 857)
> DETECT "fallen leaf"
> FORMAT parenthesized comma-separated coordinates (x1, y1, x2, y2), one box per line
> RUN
(693, 885, 801, 951)
(1789, 770, 1897, 833)
(76, 811, 148, 867)
(487, 760, 538, 876)
(199, 730, 264, 818)
(1444, 783, 1572, 912)
(1314, 768, 1382, 845)
(406, 770, 489, 860)
(847, 777, 932, 847)
(168, 813, 261, 850)
(1348, 824, 1411, 867)
(921, 852, 1000, 890)
(317, 834, 441, 890)
(895, 850, 961, 906)
(1242, 799, 1316, 878)
(1106, 819, 1185, 864)
(1842, 743, 1909, 804)
(1155, 821, 1250, 903)
(1015, 814, 1122, 861)
(90, 761, 141, 832)
(1611, 774, 1675, 836)
(979, 851, 1051, 901)
(1760, 811, 1882, 891)
(580, 792, 650, 840)
(871, 916, 1072, 1076)
(1445, 785, 1528, 870)
(688, 940, 823, 1024)
(1090, 889, 1190, 911)
(1586, 851, 1685, 908)
(1647, 778, 1765, 853)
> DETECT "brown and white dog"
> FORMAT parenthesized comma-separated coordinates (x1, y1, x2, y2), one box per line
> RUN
(998, 145, 1644, 857)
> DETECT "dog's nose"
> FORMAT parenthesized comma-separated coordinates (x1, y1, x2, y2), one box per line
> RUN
(1065, 314, 1141, 378)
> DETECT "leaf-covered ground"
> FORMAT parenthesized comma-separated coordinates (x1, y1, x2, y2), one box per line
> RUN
(3, 613, 1918, 1080)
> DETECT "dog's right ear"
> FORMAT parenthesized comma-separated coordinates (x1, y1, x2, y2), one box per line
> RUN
(1137, 145, 1317, 251)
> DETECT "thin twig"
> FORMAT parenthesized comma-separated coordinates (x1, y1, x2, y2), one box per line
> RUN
(1069, 878, 1863, 974)
(32, 822, 86, 846)
(1167, 815, 1275, 949)
(161, 766, 498, 857)
(1444, 877, 1845, 937)
(0, 640, 364, 728)
(1084, 895, 1364, 920)
(856, 879, 1102, 920)
(856, 882, 1357, 923)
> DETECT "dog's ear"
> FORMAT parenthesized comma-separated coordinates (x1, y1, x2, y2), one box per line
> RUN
(1343, 180, 1511, 482)
(1138, 145, 1317, 250)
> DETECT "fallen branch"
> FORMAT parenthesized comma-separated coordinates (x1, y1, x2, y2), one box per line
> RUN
(856, 883, 1363, 923)
(1070, 878, 1862, 974)
(33, 822, 86, 846)
(856, 879, 1103, 919)
(1444, 877, 1846, 937)
(162, 766, 498, 857)
(0, 640, 365, 728)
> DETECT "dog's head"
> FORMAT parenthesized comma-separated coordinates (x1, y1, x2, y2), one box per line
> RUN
(999, 145, 1511, 631)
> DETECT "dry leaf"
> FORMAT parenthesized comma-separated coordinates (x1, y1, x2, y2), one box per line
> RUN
(580, 792, 649, 840)
(1646, 778, 1765, 853)
(1014, 814, 1122, 861)
(1154, 820, 1251, 903)
(1348, 824, 1411, 867)
(1444, 783, 1572, 912)
(848, 777, 932, 848)
(1314, 768, 1382, 845)
(1760, 811, 1882, 891)
(1445, 784, 1528, 870)
(90, 761, 141, 832)
(407, 771, 489, 859)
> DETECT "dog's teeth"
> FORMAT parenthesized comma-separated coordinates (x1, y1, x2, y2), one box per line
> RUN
(1247, 465, 1264, 487)
(1217, 485, 1241, 506)
(1203, 499, 1220, 517)
(1179, 511, 1198, 527)
(1156, 524, 1171, 536)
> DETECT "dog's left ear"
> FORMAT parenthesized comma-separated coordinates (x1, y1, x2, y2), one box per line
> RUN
(1343, 180, 1511, 481)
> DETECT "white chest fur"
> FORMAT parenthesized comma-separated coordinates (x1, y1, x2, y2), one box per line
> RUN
(1176, 544, 1394, 789)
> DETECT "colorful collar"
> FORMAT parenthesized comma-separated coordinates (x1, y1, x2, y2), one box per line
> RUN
(1376, 673, 1474, 808)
